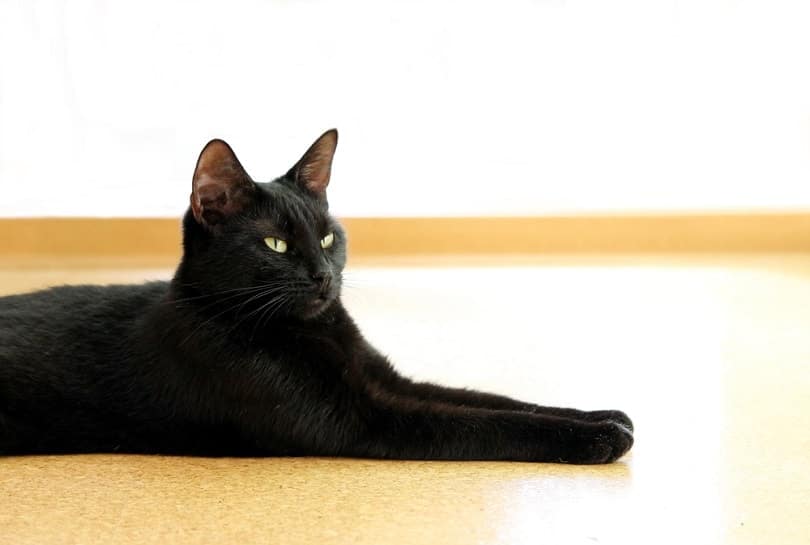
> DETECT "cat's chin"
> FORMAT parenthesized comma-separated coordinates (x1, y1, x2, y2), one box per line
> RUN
(297, 296, 335, 320)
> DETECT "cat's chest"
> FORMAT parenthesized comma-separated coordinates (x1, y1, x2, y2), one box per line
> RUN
(259, 327, 353, 375)
(208, 326, 354, 389)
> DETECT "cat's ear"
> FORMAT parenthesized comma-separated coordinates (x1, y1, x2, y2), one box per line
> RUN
(190, 139, 256, 227)
(287, 129, 338, 198)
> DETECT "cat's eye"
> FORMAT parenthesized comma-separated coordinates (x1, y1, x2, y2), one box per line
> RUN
(320, 232, 335, 249)
(264, 237, 288, 253)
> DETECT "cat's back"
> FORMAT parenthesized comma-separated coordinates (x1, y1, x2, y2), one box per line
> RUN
(0, 281, 168, 326)
(0, 281, 188, 453)
(0, 282, 168, 368)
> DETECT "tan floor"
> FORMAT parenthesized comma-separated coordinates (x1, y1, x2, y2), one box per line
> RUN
(1, 254, 809, 545)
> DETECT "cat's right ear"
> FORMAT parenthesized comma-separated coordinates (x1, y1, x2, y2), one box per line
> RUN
(287, 129, 338, 199)
(190, 139, 256, 227)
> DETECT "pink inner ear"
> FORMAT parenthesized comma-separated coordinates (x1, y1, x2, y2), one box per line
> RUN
(296, 129, 338, 195)
(195, 178, 228, 208)
(191, 139, 253, 225)
(300, 156, 332, 193)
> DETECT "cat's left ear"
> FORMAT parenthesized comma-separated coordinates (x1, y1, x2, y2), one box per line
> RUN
(287, 129, 338, 198)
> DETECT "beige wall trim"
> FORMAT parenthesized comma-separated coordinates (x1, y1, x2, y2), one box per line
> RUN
(1, 215, 809, 261)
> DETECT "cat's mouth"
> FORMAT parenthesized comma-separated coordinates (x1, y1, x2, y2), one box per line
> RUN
(299, 293, 334, 319)
(296, 276, 341, 319)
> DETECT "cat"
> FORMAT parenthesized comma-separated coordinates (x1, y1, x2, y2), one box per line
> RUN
(0, 130, 633, 463)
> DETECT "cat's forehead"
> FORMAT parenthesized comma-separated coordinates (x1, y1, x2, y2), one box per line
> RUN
(253, 180, 328, 233)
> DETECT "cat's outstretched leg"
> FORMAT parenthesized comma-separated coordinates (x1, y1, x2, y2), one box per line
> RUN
(359, 342, 633, 431)
(250, 361, 633, 463)
(265, 390, 634, 463)
(395, 379, 634, 431)
(364, 363, 634, 431)
(350, 402, 634, 464)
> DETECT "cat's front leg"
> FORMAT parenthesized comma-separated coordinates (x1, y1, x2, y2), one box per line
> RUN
(245, 357, 632, 464)
(389, 377, 634, 431)
(353, 401, 634, 464)
(360, 349, 634, 431)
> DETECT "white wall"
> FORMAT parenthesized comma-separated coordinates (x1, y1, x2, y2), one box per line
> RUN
(1, 0, 809, 218)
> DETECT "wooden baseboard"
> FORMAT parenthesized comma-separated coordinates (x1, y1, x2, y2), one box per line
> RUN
(342, 214, 810, 254)
(1, 214, 808, 266)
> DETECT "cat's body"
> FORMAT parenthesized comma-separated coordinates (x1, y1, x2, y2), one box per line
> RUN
(0, 131, 633, 463)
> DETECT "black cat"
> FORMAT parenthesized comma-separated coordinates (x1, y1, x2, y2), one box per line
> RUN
(0, 130, 633, 463)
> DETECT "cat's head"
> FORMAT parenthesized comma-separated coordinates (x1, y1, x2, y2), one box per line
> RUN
(177, 130, 346, 322)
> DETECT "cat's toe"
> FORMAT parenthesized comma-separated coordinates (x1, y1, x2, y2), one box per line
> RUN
(568, 422, 634, 464)
(606, 422, 634, 461)
(588, 409, 634, 433)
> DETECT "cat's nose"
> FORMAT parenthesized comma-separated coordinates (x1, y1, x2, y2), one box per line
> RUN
(311, 272, 333, 295)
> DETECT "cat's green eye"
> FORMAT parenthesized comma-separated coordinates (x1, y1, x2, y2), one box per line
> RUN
(320, 232, 335, 249)
(264, 237, 288, 253)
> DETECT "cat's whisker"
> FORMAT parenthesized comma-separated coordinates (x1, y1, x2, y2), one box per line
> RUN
(167, 283, 281, 305)
(232, 287, 288, 319)
(338, 274, 366, 289)
(239, 292, 295, 341)
(230, 292, 289, 333)
(260, 294, 295, 325)
(176, 279, 315, 336)
(178, 290, 285, 347)
(249, 295, 293, 342)
(168, 280, 310, 315)
(169, 287, 278, 317)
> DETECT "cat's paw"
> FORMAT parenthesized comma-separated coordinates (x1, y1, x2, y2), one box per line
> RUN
(586, 409, 634, 433)
(559, 421, 634, 464)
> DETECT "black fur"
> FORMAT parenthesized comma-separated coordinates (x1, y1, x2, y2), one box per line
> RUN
(0, 130, 633, 463)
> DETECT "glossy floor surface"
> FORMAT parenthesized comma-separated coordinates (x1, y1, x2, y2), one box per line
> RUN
(1, 254, 809, 545)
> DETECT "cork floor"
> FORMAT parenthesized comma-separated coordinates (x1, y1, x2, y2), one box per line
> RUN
(1, 254, 809, 545)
